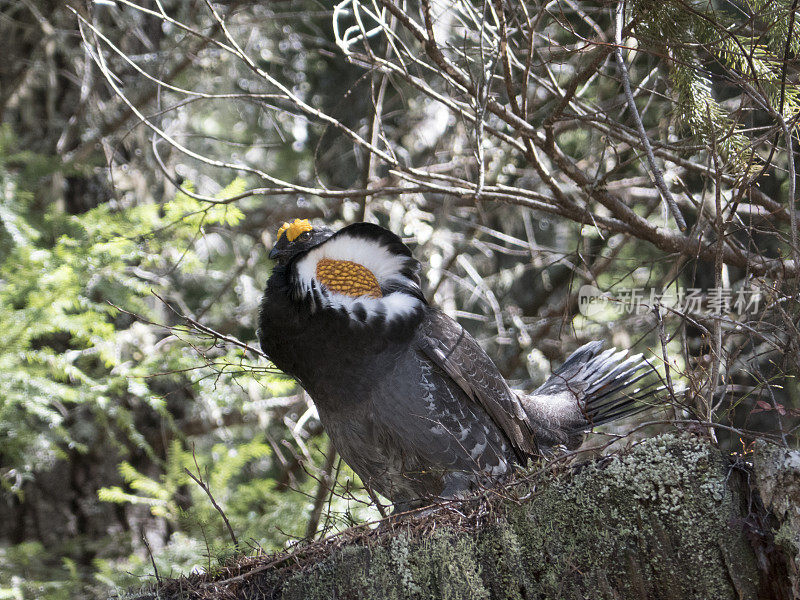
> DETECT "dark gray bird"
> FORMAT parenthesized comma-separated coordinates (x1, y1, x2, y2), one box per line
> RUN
(258, 219, 659, 511)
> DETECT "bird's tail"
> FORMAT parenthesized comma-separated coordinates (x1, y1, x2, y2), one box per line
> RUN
(518, 341, 664, 450)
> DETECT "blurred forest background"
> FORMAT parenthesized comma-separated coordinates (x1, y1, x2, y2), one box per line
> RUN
(1, 0, 799, 597)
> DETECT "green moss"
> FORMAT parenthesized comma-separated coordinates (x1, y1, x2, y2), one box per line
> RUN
(500, 433, 757, 598)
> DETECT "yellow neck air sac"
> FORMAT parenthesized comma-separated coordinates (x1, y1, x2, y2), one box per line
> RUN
(315, 258, 383, 298)
(277, 218, 313, 242)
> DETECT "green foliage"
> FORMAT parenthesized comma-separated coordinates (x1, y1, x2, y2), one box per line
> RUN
(0, 127, 252, 492)
(632, 0, 800, 174)
(747, 0, 800, 56)
(0, 542, 83, 600)
(0, 124, 323, 596)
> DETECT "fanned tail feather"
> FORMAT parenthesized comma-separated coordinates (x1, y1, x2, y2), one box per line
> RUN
(520, 341, 665, 450)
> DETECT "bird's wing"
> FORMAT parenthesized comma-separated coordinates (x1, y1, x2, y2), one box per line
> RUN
(414, 309, 537, 458)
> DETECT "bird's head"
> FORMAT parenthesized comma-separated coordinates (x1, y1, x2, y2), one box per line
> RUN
(265, 219, 427, 324)
(268, 218, 334, 266)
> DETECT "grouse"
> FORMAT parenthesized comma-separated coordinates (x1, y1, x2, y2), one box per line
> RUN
(258, 219, 660, 510)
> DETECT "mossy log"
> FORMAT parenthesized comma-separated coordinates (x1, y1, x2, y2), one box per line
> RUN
(142, 434, 796, 600)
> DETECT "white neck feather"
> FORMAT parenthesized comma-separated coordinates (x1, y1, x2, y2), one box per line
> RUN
(291, 232, 424, 323)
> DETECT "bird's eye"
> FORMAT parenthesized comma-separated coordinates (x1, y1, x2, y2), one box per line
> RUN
(298, 232, 311, 240)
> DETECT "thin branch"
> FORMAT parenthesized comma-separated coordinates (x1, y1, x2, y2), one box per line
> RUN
(186, 448, 239, 550)
(614, 0, 687, 232)
(305, 439, 338, 540)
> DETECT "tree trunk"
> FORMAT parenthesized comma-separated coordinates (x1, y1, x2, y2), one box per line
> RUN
(141, 433, 797, 599)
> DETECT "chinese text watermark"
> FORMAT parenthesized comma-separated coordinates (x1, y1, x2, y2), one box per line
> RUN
(578, 285, 762, 317)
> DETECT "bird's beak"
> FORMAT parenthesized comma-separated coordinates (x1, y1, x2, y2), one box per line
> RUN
(268, 246, 281, 261)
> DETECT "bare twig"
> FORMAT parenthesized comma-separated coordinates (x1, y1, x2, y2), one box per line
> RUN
(186, 448, 239, 549)
(614, 1, 686, 232)
(305, 439, 338, 540)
